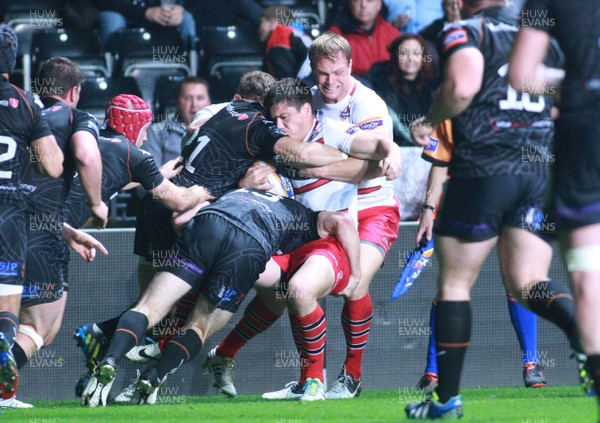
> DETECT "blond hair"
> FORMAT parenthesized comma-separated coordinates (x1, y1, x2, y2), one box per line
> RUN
(308, 32, 351, 65)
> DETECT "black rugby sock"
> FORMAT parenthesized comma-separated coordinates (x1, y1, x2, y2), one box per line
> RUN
(586, 355, 600, 400)
(435, 301, 471, 404)
(155, 329, 203, 380)
(525, 280, 579, 350)
(103, 310, 148, 366)
(11, 342, 28, 369)
(0, 311, 19, 346)
(96, 301, 137, 340)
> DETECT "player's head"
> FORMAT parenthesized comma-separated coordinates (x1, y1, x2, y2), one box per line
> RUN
(264, 79, 314, 140)
(177, 76, 211, 125)
(105, 94, 153, 148)
(309, 32, 353, 104)
(0, 24, 18, 76)
(234, 70, 276, 105)
(37, 57, 85, 105)
(259, 6, 292, 42)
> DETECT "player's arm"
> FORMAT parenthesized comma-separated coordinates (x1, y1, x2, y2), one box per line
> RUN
(316, 211, 361, 297)
(62, 222, 108, 262)
(411, 47, 484, 146)
(344, 131, 402, 180)
(30, 135, 63, 178)
(416, 165, 448, 244)
(149, 179, 214, 212)
(273, 136, 347, 166)
(508, 27, 563, 94)
(71, 130, 108, 229)
(299, 157, 383, 182)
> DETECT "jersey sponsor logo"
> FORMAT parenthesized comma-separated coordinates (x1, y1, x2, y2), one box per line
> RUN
(425, 137, 439, 152)
(346, 125, 360, 135)
(0, 261, 19, 276)
(51, 105, 62, 112)
(237, 113, 248, 121)
(269, 126, 286, 137)
(110, 137, 122, 143)
(442, 29, 468, 51)
(9, 98, 18, 108)
(218, 286, 237, 302)
(359, 120, 383, 131)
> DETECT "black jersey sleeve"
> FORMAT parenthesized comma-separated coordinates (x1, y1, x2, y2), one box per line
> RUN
(436, 20, 482, 66)
(246, 116, 287, 157)
(29, 96, 53, 142)
(72, 109, 100, 140)
(128, 146, 165, 191)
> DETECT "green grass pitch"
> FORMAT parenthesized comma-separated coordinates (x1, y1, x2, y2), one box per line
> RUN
(0, 386, 594, 422)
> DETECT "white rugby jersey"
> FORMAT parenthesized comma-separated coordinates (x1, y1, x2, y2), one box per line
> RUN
(312, 77, 396, 210)
(282, 117, 358, 223)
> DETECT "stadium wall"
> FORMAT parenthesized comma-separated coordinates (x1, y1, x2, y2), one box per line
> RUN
(18, 225, 577, 401)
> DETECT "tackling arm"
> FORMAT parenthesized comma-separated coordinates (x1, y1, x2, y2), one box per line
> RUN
(274, 136, 347, 167)
(150, 179, 214, 212)
(30, 135, 64, 179)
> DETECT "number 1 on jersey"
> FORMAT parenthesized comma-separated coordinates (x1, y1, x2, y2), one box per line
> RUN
(184, 134, 211, 174)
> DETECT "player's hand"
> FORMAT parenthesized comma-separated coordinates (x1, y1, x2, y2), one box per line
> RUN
(63, 224, 109, 263)
(188, 184, 214, 204)
(337, 272, 361, 298)
(90, 201, 109, 229)
(238, 163, 275, 191)
(410, 117, 433, 147)
(416, 209, 434, 245)
(379, 153, 402, 180)
(172, 200, 210, 233)
(160, 156, 184, 179)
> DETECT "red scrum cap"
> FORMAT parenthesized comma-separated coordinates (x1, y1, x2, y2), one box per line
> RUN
(106, 94, 153, 147)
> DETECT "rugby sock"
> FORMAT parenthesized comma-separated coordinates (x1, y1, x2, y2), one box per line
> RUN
(506, 292, 538, 364)
(216, 297, 282, 359)
(11, 342, 28, 369)
(290, 304, 326, 382)
(95, 301, 138, 340)
(290, 313, 309, 385)
(103, 310, 148, 365)
(586, 355, 600, 399)
(342, 293, 373, 380)
(0, 311, 18, 346)
(155, 329, 202, 380)
(525, 280, 579, 349)
(435, 301, 471, 404)
(424, 298, 439, 374)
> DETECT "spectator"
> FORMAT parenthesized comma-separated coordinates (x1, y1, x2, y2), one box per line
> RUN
(259, 6, 312, 80)
(92, 0, 196, 50)
(384, 0, 443, 33)
(419, 0, 461, 46)
(142, 76, 211, 167)
(367, 34, 438, 145)
(328, 0, 400, 77)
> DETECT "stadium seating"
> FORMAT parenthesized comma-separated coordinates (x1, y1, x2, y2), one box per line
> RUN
(152, 74, 185, 119)
(3, 0, 62, 28)
(30, 28, 110, 79)
(78, 76, 142, 123)
(112, 28, 193, 104)
(199, 25, 263, 102)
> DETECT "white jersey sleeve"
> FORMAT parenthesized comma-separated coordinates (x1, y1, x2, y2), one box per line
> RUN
(319, 117, 359, 154)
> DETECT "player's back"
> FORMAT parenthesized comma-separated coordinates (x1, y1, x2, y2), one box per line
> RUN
(0, 78, 50, 206)
(64, 129, 163, 228)
(199, 188, 320, 256)
(21, 99, 99, 216)
(438, 7, 556, 177)
(173, 100, 285, 198)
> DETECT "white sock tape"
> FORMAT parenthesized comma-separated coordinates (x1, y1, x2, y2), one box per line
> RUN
(564, 245, 600, 272)
(19, 324, 44, 351)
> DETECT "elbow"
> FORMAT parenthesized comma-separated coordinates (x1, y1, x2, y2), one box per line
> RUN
(451, 83, 479, 104)
(43, 157, 64, 179)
